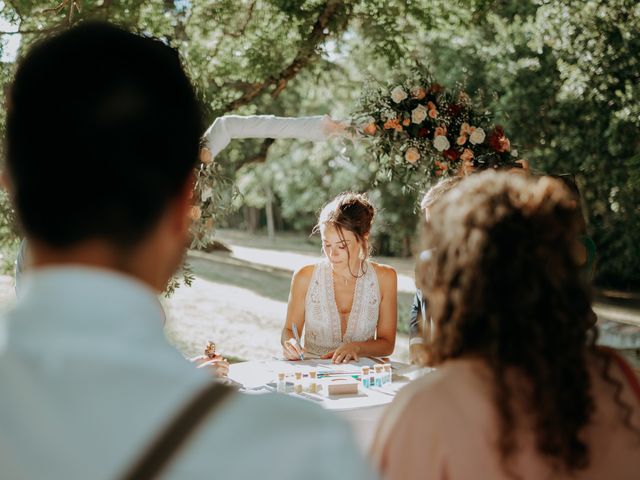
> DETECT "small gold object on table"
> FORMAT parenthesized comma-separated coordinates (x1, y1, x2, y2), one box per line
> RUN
(204, 341, 216, 359)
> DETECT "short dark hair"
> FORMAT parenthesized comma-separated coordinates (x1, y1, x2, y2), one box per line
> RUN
(6, 22, 203, 248)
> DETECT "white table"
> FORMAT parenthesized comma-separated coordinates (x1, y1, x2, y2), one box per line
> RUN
(228, 358, 432, 451)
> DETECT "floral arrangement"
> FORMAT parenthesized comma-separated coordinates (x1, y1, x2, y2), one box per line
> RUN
(190, 148, 237, 250)
(352, 68, 522, 184)
(165, 148, 236, 296)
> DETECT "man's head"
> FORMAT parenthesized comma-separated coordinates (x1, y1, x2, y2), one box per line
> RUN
(5, 22, 202, 290)
(420, 176, 463, 223)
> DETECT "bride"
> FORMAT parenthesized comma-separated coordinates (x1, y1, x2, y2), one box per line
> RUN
(281, 192, 397, 363)
(200, 114, 397, 364)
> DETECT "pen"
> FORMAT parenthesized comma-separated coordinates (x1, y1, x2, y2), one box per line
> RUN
(291, 323, 304, 361)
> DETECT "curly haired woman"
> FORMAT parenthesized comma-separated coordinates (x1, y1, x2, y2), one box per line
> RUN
(372, 171, 640, 480)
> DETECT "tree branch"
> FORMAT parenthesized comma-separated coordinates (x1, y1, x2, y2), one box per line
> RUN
(250, 138, 276, 164)
(218, 0, 349, 114)
(227, 0, 256, 38)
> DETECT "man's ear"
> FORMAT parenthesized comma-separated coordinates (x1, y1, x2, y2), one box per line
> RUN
(0, 171, 13, 194)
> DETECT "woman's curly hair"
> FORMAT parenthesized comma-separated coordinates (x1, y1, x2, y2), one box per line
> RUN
(416, 171, 637, 476)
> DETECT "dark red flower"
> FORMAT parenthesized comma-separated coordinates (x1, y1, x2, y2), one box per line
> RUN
(443, 148, 460, 161)
(418, 127, 430, 138)
(488, 125, 511, 153)
(428, 83, 443, 94)
(447, 103, 463, 116)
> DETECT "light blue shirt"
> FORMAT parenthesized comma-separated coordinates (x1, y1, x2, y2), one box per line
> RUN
(0, 266, 374, 479)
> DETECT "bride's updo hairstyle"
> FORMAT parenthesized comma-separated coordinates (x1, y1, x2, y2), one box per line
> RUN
(313, 192, 375, 275)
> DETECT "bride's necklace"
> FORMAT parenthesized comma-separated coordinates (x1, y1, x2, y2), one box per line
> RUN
(331, 263, 361, 286)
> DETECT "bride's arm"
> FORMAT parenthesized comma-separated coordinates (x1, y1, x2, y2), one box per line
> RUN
(203, 115, 346, 158)
(281, 264, 314, 360)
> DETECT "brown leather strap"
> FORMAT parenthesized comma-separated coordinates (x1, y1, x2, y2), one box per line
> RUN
(120, 382, 234, 480)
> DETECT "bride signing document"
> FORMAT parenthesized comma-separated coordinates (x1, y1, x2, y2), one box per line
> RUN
(281, 193, 397, 364)
(200, 114, 397, 364)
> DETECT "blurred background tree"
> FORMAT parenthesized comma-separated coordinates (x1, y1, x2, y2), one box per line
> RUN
(1, 0, 638, 288)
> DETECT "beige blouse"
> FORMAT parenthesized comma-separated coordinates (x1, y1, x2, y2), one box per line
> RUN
(371, 356, 640, 480)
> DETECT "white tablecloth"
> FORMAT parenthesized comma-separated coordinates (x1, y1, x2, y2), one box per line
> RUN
(228, 358, 432, 451)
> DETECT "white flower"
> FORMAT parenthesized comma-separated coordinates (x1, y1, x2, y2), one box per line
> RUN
(390, 86, 408, 103)
(405, 147, 421, 164)
(411, 104, 428, 124)
(511, 148, 519, 157)
(469, 127, 486, 145)
(433, 135, 451, 152)
(381, 109, 396, 121)
(201, 186, 213, 202)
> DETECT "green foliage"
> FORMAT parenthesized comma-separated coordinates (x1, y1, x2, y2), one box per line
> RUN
(1, 0, 639, 287)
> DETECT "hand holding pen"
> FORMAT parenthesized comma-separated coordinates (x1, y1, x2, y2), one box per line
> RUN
(283, 323, 305, 361)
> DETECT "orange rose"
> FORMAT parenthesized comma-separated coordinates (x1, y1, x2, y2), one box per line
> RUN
(402, 118, 411, 126)
(200, 148, 213, 165)
(435, 160, 449, 176)
(456, 135, 467, 146)
(383, 118, 400, 130)
(363, 123, 377, 135)
(460, 148, 474, 162)
(434, 126, 446, 137)
(411, 86, 426, 100)
(459, 122, 471, 136)
(428, 109, 438, 119)
(190, 206, 202, 221)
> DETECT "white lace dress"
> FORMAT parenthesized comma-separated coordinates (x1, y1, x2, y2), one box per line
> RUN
(304, 260, 381, 357)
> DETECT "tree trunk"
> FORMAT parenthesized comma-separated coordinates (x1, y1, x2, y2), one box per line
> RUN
(265, 183, 275, 241)
(402, 235, 412, 258)
(245, 206, 259, 234)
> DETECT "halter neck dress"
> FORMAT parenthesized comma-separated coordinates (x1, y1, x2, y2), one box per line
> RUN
(303, 260, 380, 357)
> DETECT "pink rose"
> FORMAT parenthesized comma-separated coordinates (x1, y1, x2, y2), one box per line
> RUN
(469, 127, 486, 145)
(390, 86, 408, 103)
(411, 104, 428, 124)
(405, 147, 421, 164)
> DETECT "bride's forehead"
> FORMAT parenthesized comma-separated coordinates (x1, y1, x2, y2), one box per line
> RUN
(321, 224, 356, 242)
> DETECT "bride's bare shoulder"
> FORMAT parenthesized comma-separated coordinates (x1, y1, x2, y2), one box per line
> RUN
(292, 263, 317, 284)
(369, 262, 398, 292)
(369, 261, 397, 277)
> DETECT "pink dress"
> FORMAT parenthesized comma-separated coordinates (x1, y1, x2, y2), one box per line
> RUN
(371, 355, 640, 480)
